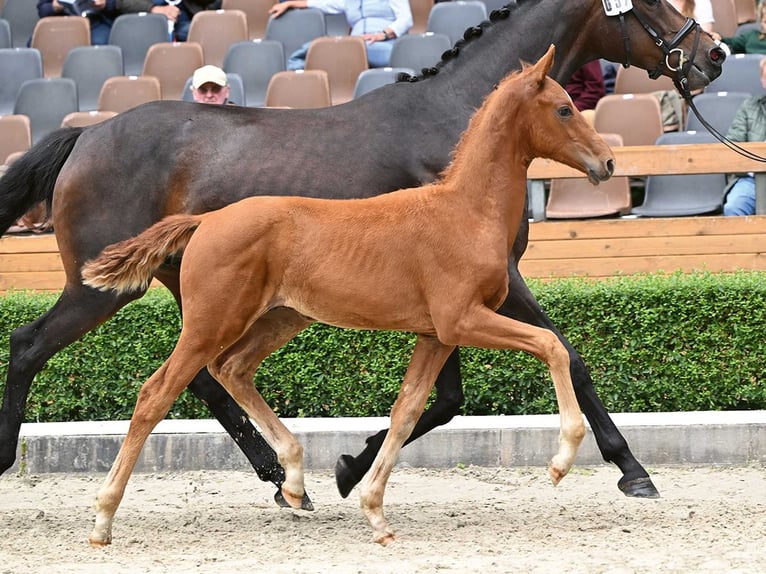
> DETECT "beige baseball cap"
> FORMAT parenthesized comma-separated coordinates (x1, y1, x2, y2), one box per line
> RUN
(192, 65, 228, 89)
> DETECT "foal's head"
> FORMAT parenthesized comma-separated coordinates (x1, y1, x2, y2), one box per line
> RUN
(492, 45, 615, 185)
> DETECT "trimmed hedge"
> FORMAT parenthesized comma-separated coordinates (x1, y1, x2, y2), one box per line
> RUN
(1, 270, 764, 423)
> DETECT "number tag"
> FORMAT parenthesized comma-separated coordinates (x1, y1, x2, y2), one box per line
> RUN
(602, 0, 633, 16)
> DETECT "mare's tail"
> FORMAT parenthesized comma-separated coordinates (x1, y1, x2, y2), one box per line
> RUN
(81, 214, 204, 294)
(0, 127, 84, 235)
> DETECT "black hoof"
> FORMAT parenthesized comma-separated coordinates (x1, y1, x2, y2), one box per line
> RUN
(618, 476, 661, 498)
(274, 489, 314, 511)
(335, 454, 363, 499)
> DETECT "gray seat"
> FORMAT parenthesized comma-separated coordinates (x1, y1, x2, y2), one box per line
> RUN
(13, 77, 78, 144)
(264, 7, 326, 68)
(0, 18, 11, 48)
(62, 45, 124, 111)
(705, 53, 765, 96)
(1, 0, 39, 48)
(685, 91, 750, 134)
(353, 66, 415, 98)
(631, 131, 726, 217)
(182, 72, 246, 106)
(223, 40, 284, 107)
(425, 0, 487, 46)
(0, 47, 43, 114)
(389, 32, 451, 73)
(108, 12, 169, 76)
(324, 12, 349, 36)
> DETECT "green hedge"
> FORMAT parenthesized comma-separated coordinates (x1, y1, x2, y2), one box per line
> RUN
(1, 271, 764, 423)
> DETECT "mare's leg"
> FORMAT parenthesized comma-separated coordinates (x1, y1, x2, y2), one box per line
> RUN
(441, 305, 586, 484)
(0, 285, 143, 474)
(497, 269, 659, 497)
(89, 344, 213, 546)
(207, 308, 316, 512)
(335, 349, 464, 497)
(361, 335, 455, 545)
(155, 268, 287, 489)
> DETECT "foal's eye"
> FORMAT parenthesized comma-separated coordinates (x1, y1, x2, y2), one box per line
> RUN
(557, 105, 573, 119)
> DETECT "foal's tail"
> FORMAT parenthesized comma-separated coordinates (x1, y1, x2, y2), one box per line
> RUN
(82, 214, 204, 294)
(0, 127, 84, 235)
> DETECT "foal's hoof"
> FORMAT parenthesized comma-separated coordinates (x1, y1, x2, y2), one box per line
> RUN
(618, 476, 661, 499)
(274, 488, 314, 511)
(335, 454, 363, 499)
(88, 534, 111, 548)
(373, 530, 397, 546)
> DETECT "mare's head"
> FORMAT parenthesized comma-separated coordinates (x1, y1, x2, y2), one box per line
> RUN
(503, 45, 614, 185)
(581, 0, 725, 93)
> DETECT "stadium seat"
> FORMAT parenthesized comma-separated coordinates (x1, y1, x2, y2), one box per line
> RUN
(593, 93, 664, 146)
(1, 0, 39, 48)
(426, 0, 487, 46)
(0, 47, 43, 114)
(97, 75, 162, 113)
(13, 77, 78, 144)
(60, 110, 118, 127)
(0, 18, 11, 48)
(685, 91, 750, 134)
(264, 69, 331, 108)
(30, 16, 91, 77)
(187, 9, 248, 67)
(0, 113, 31, 164)
(389, 32, 450, 73)
(223, 39, 284, 107)
(264, 7, 326, 68)
(705, 53, 765, 95)
(353, 66, 415, 98)
(62, 44, 123, 111)
(108, 13, 169, 76)
(222, 0, 273, 39)
(305, 35, 368, 105)
(143, 41, 204, 100)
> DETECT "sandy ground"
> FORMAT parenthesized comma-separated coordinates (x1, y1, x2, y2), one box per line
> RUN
(0, 464, 764, 574)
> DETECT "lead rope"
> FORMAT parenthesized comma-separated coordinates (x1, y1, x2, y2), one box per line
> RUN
(685, 96, 766, 162)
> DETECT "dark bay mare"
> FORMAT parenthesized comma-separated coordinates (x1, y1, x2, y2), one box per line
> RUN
(0, 0, 724, 503)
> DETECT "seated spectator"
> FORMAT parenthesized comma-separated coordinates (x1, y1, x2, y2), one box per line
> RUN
(722, 57, 766, 215)
(149, 0, 221, 42)
(565, 60, 605, 125)
(718, 0, 766, 54)
(268, 0, 412, 70)
(190, 64, 231, 104)
(37, 0, 121, 45)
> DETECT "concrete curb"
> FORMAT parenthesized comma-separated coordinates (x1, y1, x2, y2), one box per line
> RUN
(12, 411, 766, 474)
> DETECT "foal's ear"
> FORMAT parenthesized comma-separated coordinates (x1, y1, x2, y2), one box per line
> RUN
(531, 44, 556, 87)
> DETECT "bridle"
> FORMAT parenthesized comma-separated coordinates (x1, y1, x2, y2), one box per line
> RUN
(610, 1, 766, 162)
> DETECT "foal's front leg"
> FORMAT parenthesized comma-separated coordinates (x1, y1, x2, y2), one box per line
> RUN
(360, 335, 455, 545)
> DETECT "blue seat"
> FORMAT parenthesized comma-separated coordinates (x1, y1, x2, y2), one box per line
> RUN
(425, 0, 488, 46)
(389, 32, 451, 73)
(14, 77, 78, 144)
(353, 67, 415, 98)
(223, 40, 285, 107)
(108, 13, 169, 76)
(685, 91, 750, 134)
(705, 53, 765, 96)
(62, 45, 124, 111)
(0, 47, 43, 114)
(631, 131, 726, 217)
(264, 7, 326, 68)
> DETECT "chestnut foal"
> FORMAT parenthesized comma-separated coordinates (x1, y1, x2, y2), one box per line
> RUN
(82, 45, 614, 546)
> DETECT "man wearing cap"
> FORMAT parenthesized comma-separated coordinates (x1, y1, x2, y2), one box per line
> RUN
(191, 65, 231, 105)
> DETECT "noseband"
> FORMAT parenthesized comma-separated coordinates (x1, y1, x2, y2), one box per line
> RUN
(614, 5, 699, 99)
(611, 2, 766, 162)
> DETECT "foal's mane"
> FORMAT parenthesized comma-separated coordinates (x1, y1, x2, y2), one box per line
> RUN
(395, 0, 522, 84)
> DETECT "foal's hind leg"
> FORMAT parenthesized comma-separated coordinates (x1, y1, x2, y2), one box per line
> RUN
(156, 268, 288, 491)
(360, 335, 455, 545)
(0, 284, 143, 474)
(498, 269, 658, 497)
(208, 308, 315, 512)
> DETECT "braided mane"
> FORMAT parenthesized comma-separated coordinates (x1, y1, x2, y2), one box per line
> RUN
(394, 1, 521, 84)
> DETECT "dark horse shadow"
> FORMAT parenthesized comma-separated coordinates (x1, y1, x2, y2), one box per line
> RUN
(0, 0, 724, 503)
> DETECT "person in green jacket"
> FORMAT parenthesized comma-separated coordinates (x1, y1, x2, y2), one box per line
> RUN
(720, 1, 766, 54)
(723, 57, 766, 215)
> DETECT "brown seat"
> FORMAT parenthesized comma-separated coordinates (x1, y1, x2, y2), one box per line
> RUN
(613, 65, 675, 94)
(30, 16, 91, 77)
(734, 0, 756, 23)
(409, 0, 434, 33)
(593, 93, 664, 146)
(305, 36, 368, 105)
(142, 41, 204, 100)
(545, 133, 632, 219)
(222, 0, 272, 39)
(97, 75, 162, 113)
(711, 0, 738, 36)
(0, 114, 31, 164)
(187, 9, 248, 67)
(60, 110, 118, 127)
(264, 69, 331, 108)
